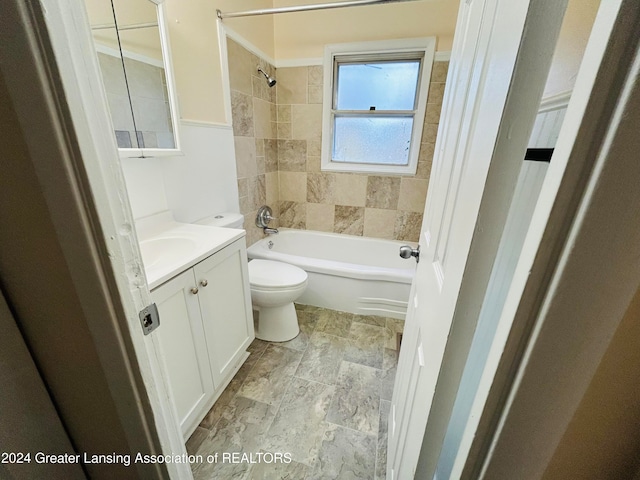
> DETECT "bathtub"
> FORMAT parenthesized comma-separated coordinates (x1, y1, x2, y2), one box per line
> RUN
(246, 229, 416, 319)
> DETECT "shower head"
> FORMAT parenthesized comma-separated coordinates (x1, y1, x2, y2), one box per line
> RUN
(257, 66, 276, 87)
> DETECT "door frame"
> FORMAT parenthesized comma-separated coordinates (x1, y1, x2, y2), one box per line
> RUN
(416, 0, 639, 478)
(0, 0, 189, 477)
(457, 0, 640, 477)
(3, 0, 637, 479)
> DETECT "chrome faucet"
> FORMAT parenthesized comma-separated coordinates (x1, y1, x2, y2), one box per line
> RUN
(256, 206, 278, 235)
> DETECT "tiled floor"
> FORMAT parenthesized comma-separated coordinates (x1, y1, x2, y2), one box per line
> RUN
(186, 304, 404, 480)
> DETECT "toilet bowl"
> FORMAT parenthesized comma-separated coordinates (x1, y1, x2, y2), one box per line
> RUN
(194, 213, 307, 342)
(248, 259, 307, 342)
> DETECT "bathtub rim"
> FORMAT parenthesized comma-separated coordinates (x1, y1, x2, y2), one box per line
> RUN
(246, 228, 416, 284)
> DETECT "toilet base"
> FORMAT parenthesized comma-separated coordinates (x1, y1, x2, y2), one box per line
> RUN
(254, 302, 300, 342)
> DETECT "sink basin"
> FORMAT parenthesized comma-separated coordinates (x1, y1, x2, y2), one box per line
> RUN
(140, 236, 198, 268)
(135, 213, 245, 289)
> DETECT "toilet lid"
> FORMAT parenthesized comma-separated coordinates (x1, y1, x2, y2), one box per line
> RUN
(248, 259, 308, 288)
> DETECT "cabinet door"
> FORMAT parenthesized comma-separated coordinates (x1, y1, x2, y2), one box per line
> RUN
(194, 239, 255, 387)
(151, 269, 214, 437)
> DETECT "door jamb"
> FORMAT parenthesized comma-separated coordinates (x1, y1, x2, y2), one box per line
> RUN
(0, 0, 189, 477)
(453, 0, 640, 477)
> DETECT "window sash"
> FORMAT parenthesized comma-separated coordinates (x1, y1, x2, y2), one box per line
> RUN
(331, 113, 415, 166)
(330, 109, 417, 116)
(331, 55, 423, 166)
(332, 54, 424, 113)
(321, 38, 436, 175)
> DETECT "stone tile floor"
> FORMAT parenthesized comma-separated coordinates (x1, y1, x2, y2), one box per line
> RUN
(186, 304, 404, 480)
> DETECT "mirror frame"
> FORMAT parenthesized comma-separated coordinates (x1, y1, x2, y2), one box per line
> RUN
(116, 0, 181, 158)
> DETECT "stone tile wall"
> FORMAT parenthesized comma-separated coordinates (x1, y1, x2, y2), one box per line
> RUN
(228, 39, 279, 247)
(275, 62, 448, 242)
(228, 37, 448, 245)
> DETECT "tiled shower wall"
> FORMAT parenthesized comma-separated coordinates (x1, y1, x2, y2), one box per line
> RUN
(228, 38, 448, 245)
(275, 62, 448, 242)
(228, 39, 279, 247)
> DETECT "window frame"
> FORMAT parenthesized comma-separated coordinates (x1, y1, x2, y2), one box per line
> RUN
(321, 38, 435, 175)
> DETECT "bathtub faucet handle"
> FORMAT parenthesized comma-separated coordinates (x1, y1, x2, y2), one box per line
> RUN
(256, 205, 276, 228)
(399, 245, 420, 263)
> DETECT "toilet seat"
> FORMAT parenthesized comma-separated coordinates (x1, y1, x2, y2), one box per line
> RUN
(248, 259, 307, 289)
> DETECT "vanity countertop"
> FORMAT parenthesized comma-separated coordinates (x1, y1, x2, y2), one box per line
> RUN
(136, 212, 245, 290)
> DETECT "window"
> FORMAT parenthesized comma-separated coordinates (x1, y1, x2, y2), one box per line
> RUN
(321, 39, 435, 175)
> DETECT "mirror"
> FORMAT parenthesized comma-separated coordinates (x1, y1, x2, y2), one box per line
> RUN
(86, 0, 180, 155)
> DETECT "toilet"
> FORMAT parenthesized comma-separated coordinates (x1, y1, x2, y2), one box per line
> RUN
(195, 213, 308, 342)
(247, 259, 307, 341)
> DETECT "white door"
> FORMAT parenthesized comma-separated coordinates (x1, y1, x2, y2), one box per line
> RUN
(387, 0, 566, 477)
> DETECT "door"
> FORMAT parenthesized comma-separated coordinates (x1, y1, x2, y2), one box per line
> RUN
(195, 239, 254, 387)
(387, 0, 568, 477)
(151, 269, 214, 438)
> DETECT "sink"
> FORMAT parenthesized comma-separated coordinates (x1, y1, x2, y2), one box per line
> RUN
(139, 236, 198, 268)
(135, 213, 245, 289)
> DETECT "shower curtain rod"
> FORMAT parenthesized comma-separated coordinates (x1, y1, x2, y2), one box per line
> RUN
(217, 0, 422, 20)
(91, 22, 158, 31)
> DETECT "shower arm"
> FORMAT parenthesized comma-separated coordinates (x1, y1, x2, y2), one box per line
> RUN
(257, 67, 277, 87)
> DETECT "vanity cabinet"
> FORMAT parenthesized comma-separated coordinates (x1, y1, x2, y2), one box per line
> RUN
(151, 238, 254, 438)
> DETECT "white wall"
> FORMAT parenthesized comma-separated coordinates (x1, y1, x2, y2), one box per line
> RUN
(121, 122, 239, 222)
(165, 0, 274, 124)
(162, 122, 239, 223)
(529, 107, 568, 148)
(544, 0, 600, 97)
(164, 0, 459, 123)
(121, 157, 170, 219)
(273, 0, 458, 61)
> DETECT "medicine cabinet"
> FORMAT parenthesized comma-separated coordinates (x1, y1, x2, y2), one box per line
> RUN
(85, 0, 181, 157)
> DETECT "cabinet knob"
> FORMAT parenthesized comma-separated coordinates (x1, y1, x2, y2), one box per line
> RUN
(190, 287, 199, 295)
(200, 279, 208, 287)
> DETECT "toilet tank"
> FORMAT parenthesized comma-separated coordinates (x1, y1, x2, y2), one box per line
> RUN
(195, 213, 244, 229)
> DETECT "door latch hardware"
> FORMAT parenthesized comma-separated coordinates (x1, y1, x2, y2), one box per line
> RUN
(399, 244, 420, 263)
(139, 303, 160, 335)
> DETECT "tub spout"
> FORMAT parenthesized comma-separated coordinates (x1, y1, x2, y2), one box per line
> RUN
(263, 227, 279, 235)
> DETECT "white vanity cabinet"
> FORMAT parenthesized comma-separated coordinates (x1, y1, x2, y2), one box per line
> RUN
(150, 237, 254, 438)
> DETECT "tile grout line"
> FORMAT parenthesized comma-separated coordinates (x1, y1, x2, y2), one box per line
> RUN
(219, 343, 307, 477)
(291, 374, 336, 389)
(374, 396, 383, 480)
(322, 418, 378, 439)
(202, 342, 269, 434)
(193, 306, 394, 478)
(253, 342, 308, 469)
(299, 310, 347, 476)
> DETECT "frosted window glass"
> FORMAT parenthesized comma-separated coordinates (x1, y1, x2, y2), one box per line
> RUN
(336, 61, 420, 111)
(333, 116, 413, 165)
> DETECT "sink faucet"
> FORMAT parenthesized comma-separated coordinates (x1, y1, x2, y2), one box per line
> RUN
(263, 227, 279, 235)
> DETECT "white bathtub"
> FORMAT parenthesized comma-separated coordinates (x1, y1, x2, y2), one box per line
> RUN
(246, 229, 416, 319)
